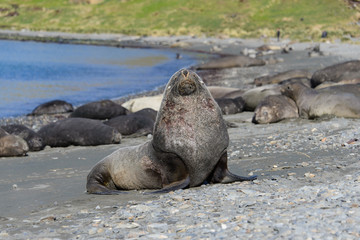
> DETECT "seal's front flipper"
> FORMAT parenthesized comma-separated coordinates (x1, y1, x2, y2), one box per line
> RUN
(207, 151, 257, 184)
(145, 175, 190, 194)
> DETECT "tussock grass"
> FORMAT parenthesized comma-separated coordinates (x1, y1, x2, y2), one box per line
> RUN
(0, 0, 358, 41)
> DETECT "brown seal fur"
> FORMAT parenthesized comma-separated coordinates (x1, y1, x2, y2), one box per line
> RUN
(196, 55, 265, 70)
(281, 82, 360, 119)
(252, 95, 299, 124)
(86, 69, 256, 195)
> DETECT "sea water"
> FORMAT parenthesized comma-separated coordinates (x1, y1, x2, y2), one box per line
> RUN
(0, 40, 208, 118)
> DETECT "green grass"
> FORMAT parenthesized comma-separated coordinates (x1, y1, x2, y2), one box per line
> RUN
(0, 0, 359, 41)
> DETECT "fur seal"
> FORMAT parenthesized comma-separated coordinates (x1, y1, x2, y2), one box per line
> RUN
(281, 82, 360, 119)
(252, 95, 299, 124)
(196, 55, 265, 70)
(215, 97, 245, 115)
(28, 100, 74, 116)
(1, 124, 44, 151)
(38, 118, 122, 147)
(311, 60, 360, 87)
(70, 100, 129, 120)
(0, 129, 29, 157)
(86, 69, 256, 194)
(254, 69, 312, 86)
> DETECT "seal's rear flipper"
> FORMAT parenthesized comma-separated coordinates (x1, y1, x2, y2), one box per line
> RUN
(145, 175, 190, 194)
(208, 151, 257, 184)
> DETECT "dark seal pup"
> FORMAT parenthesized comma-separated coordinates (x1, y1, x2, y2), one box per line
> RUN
(215, 97, 246, 115)
(104, 109, 157, 137)
(28, 100, 74, 116)
(281, 82, 360, 119)
(38, 118, 122, 148)
(70, 100, 129, 120)
(86, 69, 256, 195)
(1, 124, 44, 151)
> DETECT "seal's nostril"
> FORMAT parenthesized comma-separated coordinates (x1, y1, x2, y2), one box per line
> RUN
(182, 69, 189, 77)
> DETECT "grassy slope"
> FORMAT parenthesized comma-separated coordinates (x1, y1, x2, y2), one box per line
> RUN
(0, 0, 358, 41)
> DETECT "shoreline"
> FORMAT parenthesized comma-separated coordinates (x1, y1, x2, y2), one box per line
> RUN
(0, 30, 359, 239)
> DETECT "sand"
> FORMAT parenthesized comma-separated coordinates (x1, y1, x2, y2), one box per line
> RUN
(0, 31, 359, 239)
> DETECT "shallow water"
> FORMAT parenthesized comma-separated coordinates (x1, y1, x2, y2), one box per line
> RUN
(0, 40, 208, 118)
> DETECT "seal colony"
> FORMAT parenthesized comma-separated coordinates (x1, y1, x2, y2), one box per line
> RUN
(86, 69, 257, 194)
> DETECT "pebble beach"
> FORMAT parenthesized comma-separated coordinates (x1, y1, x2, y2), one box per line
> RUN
(0, 31, 360, 239)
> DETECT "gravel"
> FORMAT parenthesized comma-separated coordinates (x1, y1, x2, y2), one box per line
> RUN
(0, 32, 359, 239)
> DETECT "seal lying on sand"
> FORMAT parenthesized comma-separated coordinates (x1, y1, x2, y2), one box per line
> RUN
(1, 124, 44, 151)
(310, 60, 360, 87)
(0, 129, 29, 157)
(195, 55, 265, 70)
(254, 69, 312, 86)
(28, 100, 74, 116)
(38, 118, 122, 147)
(215, 97, 245, 115)
(252, 95, 299, 124)
(87, 69, 256, 195)
(70, 100, 129, 120)
(104, 109, 157, 137)
(281, 82, 360, 119)
(240, 84, 282, 111)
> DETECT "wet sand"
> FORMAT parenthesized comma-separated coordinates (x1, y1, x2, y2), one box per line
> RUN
(0, 32, 359, 239)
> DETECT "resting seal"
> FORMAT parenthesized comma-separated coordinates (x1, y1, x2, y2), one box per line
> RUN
(38, 118, 122, 147)
(87, 69, 256, 194)
(0, 129, 29, 157)
(195, 55, 265, 70)
(252, 95, 299, 124)
(254, 69, 312, 86)
(104, 109, 157, 137)
(310, 60, 360, 87)
(1, 124, 44, 151)
(28, 100, 74, 116)
(215, 97, 245, 115)
(70, 100, 129, 120)
(281, 82, 360, 119)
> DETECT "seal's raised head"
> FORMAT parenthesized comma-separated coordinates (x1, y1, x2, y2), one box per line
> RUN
(153, 69, 229, 187)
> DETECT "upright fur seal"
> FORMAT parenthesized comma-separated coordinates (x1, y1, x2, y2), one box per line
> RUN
(87, 69, 256, 194)
(70, 100, 129, 120)
(281, 82, 360, 119)
(28, 100, 74, 116)
(1, 124, 44, 151)
(38, 118, 122, 147)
